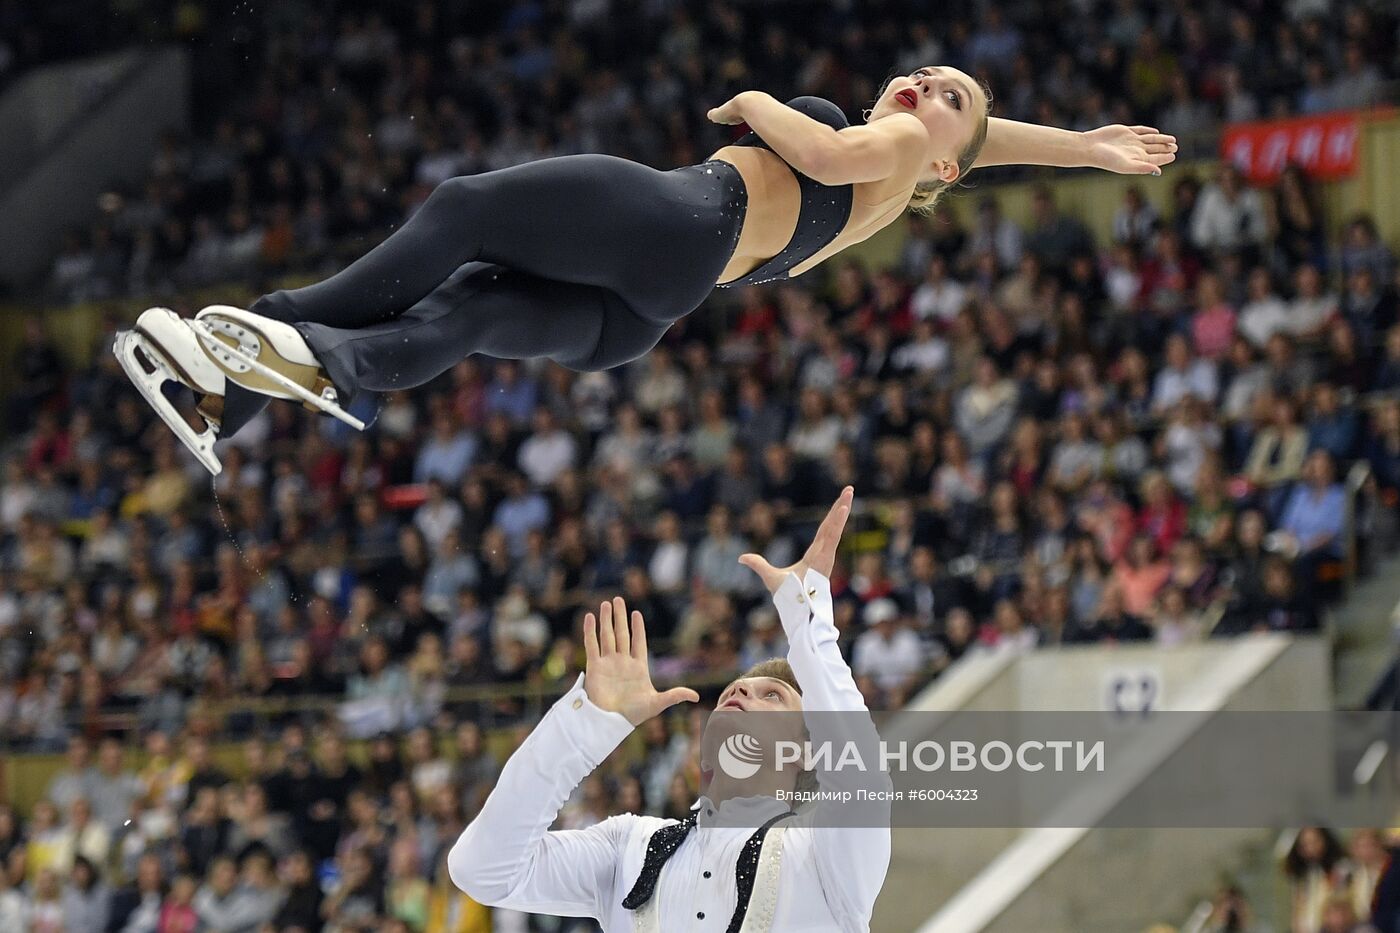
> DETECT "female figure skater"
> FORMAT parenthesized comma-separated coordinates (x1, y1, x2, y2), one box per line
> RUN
(446, 487, 891, 931)
(116, 68, 1176, 473)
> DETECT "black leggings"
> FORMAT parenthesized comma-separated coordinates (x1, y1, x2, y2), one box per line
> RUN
(219, 154, 747, 435)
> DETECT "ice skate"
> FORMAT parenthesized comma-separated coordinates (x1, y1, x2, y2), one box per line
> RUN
(191, 305, 365, 431)
(113, 307, 229, 475)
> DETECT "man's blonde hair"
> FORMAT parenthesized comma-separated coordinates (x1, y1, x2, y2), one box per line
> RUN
(736, 658, 802, 695)
(733, 658, 819, 798)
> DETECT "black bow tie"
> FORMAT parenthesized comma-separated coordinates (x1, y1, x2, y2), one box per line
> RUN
(622, 809, 793, 933)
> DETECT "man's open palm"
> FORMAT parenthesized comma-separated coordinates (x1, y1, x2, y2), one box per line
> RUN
(584, 596, 699, 726)
(739, 486, 853, 594)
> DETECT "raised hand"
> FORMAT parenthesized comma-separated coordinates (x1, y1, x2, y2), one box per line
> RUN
(583, 596, 699, 726)
(739, 486, 853, 594)
(1083, 124, 1177, 175)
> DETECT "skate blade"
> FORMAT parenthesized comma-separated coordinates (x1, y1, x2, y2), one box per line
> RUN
(113, 330, 223, 475)
(192, 317, 365, 431)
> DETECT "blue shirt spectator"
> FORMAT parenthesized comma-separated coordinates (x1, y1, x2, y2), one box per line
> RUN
(484, 362, 539, 425)
(422, 530, 481, 618)
(414, 414, 477, 486)
(1279, 452, 1347, 558)
(1152, 335, 1219, 412)
(492, 474, 551, 557)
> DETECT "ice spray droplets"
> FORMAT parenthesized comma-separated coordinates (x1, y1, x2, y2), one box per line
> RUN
(211, 478, 257, 580)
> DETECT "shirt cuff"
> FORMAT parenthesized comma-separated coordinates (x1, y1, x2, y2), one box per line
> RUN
(774, 569, 832, 638)
(554, 673, 636, 762)
(802, 568, 834, 620)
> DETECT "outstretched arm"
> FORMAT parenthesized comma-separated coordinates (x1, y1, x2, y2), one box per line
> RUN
(448, 598, 697, 916)
(974, 117, 1177, 175)
(741, 487, 893, 931)
(740, 489, 874, 724)
(708, 91, 929, 187)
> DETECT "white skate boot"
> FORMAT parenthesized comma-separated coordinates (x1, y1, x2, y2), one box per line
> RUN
(113, 307, 229, 475)
(190, 305, 365, 431)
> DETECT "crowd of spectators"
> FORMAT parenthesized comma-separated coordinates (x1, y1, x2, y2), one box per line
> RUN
(20, 149, 1400, 730)
(11, 158, 1400, 746)
(4, 164, 1400, 929)
(0, 1, 1399, 931)
(27, 0, 1399, 304)
(1280, 827, 1394, 933)
(1157, 828, 1397, 933)
(0, 729, 517, 931)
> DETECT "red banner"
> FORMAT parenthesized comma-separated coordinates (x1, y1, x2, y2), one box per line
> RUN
(1220, 111, 1361, 184)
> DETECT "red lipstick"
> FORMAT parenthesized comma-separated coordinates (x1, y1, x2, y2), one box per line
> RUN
(896, 88, 919, 109)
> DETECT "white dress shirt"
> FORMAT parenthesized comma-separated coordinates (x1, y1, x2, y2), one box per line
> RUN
(1151, 360, 1218, 411)
(1190, 186, 1266, 251)
(518, 429, 579, 486)
(911, 279, 969, 323)
(1239, 296, 1290, 348)
(448, 569, 891, 932)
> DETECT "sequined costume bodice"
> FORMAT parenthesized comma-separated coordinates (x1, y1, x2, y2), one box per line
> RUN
(717, 96, 856, 288)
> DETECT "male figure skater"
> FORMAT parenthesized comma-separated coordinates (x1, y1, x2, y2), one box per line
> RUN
(447, 487, 890, 931)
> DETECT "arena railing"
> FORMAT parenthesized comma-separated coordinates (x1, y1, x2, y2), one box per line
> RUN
(12, 652, 951, 750)
(1178, 898, 1216, 933)
(47, 666, 750, 746)
(1344, 461, 1372, 589)
(2, 659, 963, 814)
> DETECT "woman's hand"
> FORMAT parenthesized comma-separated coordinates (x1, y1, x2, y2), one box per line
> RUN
(739, 486, 853, 593)
(584, 596, 698, 726)
(707, 92, 754, 125)
(1082, 124, 1178, 175)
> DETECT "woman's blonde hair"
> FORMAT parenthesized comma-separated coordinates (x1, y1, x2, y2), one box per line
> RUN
(907, 99, 991, 214)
